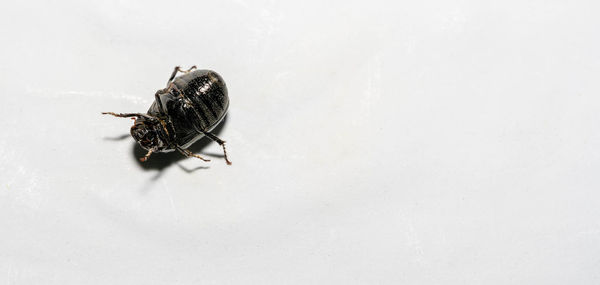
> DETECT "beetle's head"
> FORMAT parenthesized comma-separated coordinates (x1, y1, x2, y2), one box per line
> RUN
(130, 117, 169, 151)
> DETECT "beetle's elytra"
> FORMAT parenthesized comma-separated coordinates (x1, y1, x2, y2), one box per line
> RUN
(103, 66, 231, 165)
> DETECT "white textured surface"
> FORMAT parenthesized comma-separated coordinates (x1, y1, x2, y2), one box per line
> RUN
(1, 1, 600, 284)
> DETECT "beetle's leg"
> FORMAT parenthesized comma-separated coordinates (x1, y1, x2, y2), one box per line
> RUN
(166, 65, 197, 86)
(176, 146, 211, 162)
(154, 90, 167, 114)
(102, 112, 146, 118)
(155, 82, 183, 99)
(164, 82, 186, 98)
(166, 67, 179, 85)
(139, 149, 154, 162)
(180, 65, 197, 73)
(201, 131, 232, 165)
(102, 112, 158, 123)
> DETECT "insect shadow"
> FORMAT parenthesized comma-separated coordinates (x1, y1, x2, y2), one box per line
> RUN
(131, 115, 228, 174)
(103, 134, 130, 141)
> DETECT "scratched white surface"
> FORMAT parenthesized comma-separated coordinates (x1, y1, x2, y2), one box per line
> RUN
(1, 0, 600, 284)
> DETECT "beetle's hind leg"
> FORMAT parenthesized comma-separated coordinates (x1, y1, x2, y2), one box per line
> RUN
(166, 65, 197, 86)
(176, 146, 211, 162)
(202, 131, 232, 165)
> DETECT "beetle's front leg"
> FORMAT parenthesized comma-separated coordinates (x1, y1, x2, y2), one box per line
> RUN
(102, 112, 146, 118)
(102, 112, 157, 122)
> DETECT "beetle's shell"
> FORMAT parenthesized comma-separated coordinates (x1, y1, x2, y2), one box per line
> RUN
(149, 70, 229, 149)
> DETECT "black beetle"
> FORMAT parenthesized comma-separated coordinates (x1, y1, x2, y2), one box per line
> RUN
(103, 66, 231, 165)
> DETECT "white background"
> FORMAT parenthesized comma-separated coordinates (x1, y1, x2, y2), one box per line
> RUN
(1, 0, 599, 284)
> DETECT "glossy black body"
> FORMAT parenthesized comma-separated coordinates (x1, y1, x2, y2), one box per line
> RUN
(150, 70, 229, 151)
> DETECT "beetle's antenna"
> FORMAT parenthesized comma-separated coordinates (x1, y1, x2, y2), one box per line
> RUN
(139, 149, 154, 162)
